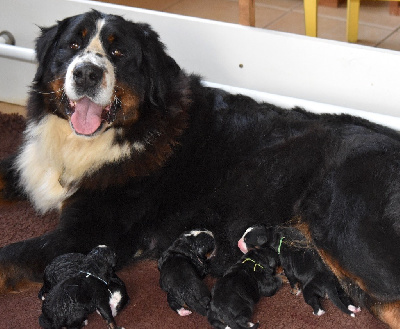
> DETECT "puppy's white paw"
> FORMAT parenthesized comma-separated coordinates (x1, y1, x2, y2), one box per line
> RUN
(314, 309, 325, 316)
(348, 305, 361, 313)
(177, 308, 192, 316)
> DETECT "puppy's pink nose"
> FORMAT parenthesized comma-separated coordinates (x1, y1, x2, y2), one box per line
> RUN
(237, 238, 248, 254)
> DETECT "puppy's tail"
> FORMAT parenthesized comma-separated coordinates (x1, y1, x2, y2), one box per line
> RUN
(326, 286, 355, 317)
(228, 316, 260, 329)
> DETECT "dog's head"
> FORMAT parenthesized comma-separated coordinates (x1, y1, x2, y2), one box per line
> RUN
(32, 10, 181, 137)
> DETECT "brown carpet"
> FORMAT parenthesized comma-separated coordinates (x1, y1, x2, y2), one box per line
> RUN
(0, 111, 388, 329)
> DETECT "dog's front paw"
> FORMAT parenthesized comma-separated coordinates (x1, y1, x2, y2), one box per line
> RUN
(0, 262, 40, 294)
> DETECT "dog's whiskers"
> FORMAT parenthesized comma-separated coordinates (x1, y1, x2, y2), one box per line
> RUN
(34, 86, 65, 96)
(113, 94, 125, 121)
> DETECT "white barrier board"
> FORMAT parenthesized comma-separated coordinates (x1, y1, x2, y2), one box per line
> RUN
(1, 0, 400, 129)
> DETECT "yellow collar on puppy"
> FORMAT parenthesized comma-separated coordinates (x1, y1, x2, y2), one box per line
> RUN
(242, 258, 264, 271)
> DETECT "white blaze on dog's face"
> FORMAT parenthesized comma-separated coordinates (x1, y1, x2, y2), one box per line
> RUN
(64, 19, 116, 136)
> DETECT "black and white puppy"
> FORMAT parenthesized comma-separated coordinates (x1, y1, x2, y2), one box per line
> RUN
(158, 229, 216, 316)
(38, 245, 129, 317)
(208, 248, 282, 329)
(238, 225, 360, 317)
(39, 245, 127, 329)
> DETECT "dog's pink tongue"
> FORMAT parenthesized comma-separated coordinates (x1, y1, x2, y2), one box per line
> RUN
(70, 97, 103, 135)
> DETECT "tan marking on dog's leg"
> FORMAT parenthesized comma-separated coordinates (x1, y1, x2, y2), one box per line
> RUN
(0, 265, 41, 294)
(372, 301, 400, 329)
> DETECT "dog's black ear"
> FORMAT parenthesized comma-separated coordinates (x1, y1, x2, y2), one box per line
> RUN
(34, 17, 71, 83)
(35, 25, 58, 66)
(137, 23, 181, 108)
(33, 24, 59, 83)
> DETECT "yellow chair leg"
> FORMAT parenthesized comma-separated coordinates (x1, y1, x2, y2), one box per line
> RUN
(304, 0, 318, 37)
(347, 0, 360, 42)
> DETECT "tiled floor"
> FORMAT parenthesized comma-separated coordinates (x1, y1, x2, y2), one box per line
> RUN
(97, 0, 400, 50)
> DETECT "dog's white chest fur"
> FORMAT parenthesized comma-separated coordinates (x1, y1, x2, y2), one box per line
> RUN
(16, 115, 131, 213)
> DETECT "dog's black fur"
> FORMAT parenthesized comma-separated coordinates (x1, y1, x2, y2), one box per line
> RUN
(239, 225, 359, 317)
(208, 248, 281, 329)
(38, 245, 129, 317)
(39, 245, 124, 329)
(158, 229, 215, 316)
(0, 9, 400, 327)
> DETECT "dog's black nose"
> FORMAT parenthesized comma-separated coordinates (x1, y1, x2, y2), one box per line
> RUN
(73, 63, 104, 90)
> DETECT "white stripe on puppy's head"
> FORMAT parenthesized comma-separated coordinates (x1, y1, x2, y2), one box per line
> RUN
(184, 229, 214, 238)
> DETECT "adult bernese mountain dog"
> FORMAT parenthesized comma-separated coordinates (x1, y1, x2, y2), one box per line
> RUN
(1, 9, 400, 328)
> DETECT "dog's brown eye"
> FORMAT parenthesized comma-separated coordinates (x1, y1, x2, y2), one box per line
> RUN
(111, 49, 123, 57)
(70, 42, 80, 50)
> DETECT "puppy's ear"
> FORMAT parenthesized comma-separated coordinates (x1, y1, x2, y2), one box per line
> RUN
(268, 252, 277, 269)
(256, 235, 269, 247)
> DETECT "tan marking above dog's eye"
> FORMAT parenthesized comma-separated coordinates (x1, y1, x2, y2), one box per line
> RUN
(69, 42, 81, 50)
(81, 29, 88, 38)
(108, 34, 115, 43)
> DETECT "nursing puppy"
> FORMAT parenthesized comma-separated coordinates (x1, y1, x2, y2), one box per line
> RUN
(39, 273, 123, 329)
(239, 225, 360, 317)
(208, 248, 281, 329)
(39, 245, 128, 328)
(38, 245, 129, 317)
(158, 229, 216, 316)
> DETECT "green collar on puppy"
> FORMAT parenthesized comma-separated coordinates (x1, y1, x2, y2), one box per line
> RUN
(278, 236, 285, 255)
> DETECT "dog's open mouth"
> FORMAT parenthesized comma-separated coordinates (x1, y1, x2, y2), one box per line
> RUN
(68, 97, 118, 136)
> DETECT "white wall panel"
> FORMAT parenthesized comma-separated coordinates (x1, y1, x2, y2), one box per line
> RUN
(1, 0, 400, 126)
